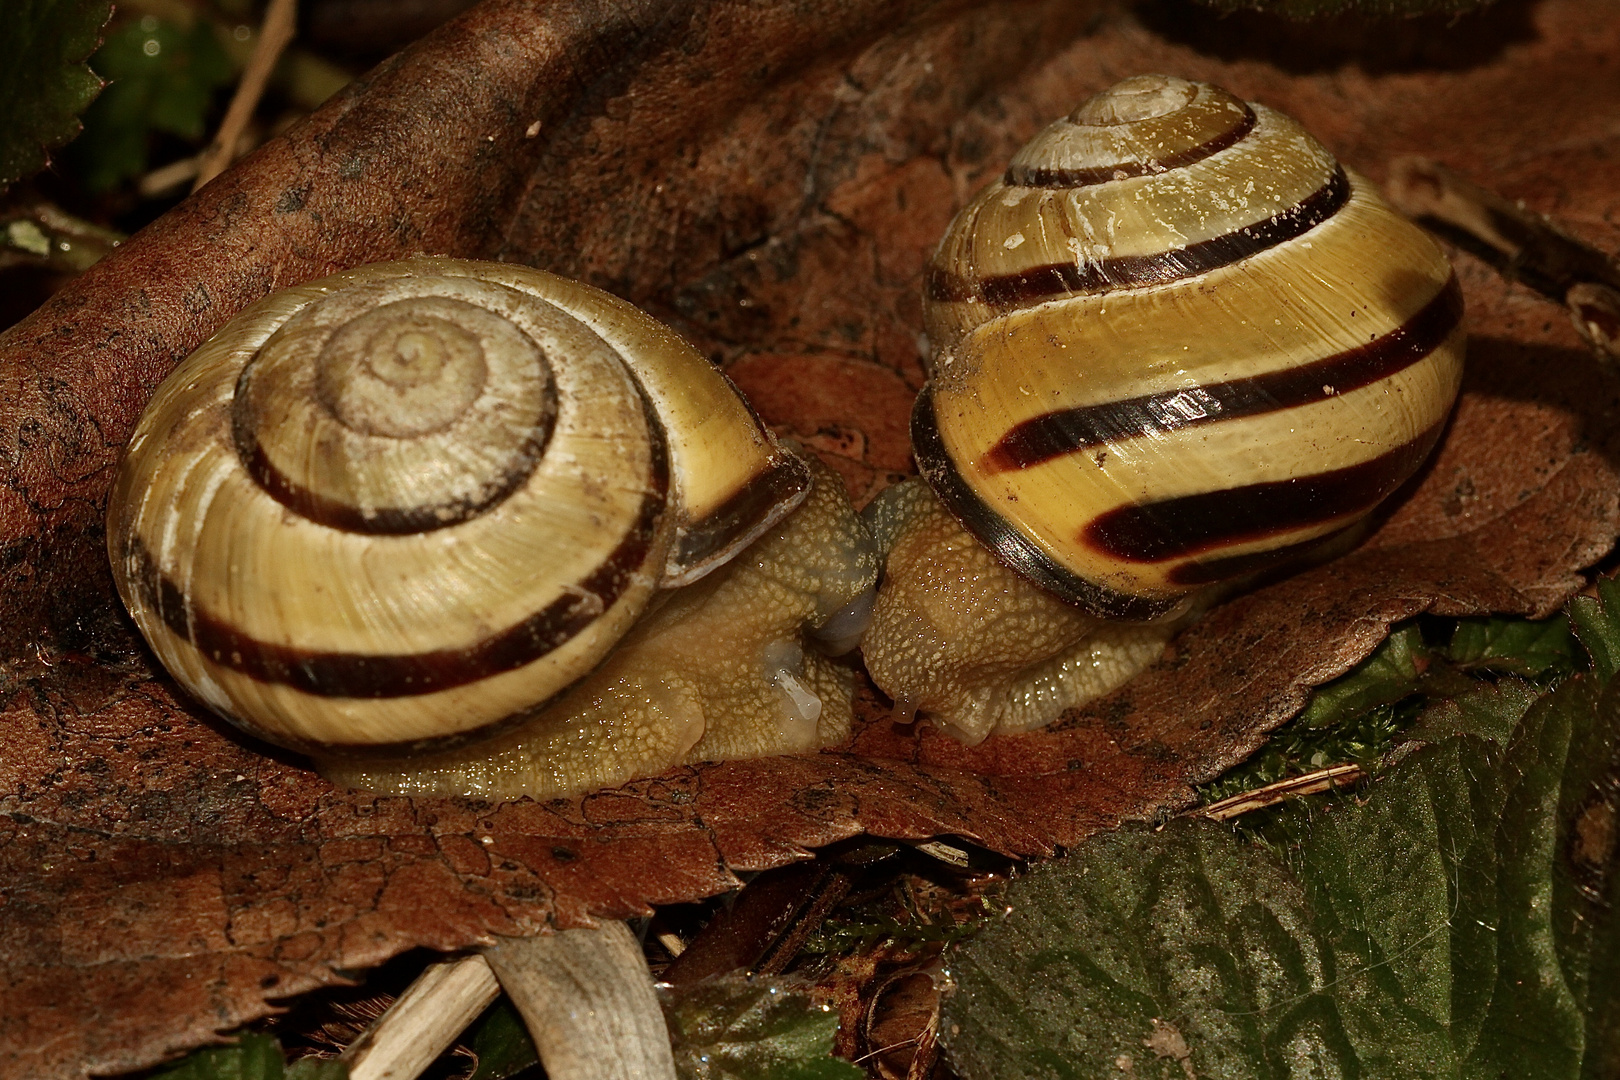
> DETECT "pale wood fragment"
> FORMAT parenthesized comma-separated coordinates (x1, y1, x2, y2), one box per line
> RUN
(340, 953, 500, 1080)
(193, 0, 297, 191)
(484, 923, 677, 1080)
(1199, 763, 1364, 822)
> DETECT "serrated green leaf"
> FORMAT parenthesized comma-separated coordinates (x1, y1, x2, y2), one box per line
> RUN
(1404, 675, 1541, 746)
(466, 997, 540, 1080)
(0, 0, 112, 188)
(152, 1033, 344, 1080)
(1192, 0, 1493, 19)
(66, 14, 234, 191)
(664, 974, 853, 1080)
(944, 675, 1620, 1079)
(1570, 580, 1620, 685)
(943, 820, 1329, 1079)
(1444, 614, 1578, 678)
(1583, 797, 1620, 1080)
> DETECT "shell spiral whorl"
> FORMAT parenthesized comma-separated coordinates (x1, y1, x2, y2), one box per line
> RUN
(916, 74, 1466, 619)
(109, 258, 808, 753)
(235, 280, 563, 534)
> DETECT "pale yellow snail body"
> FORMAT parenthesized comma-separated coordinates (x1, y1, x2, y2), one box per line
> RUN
(862, 75, 1466, 743)
(108, 257, 879, 799)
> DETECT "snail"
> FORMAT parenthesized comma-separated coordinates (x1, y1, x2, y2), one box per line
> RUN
(861, 74, 1466, 744)
(108, 257, 880, 799)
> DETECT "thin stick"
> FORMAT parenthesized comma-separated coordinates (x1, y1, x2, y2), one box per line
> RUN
(142, 128, 260, 198)
(484, 923, 677, 1080)
(339, 954, 501, 1080)
(1199, 763, 1364, 822)
(662, 859, 855, 986)
(193, 0, 297, 192)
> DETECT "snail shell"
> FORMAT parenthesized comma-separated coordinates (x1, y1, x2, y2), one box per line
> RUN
(107, 257, 809, 753)
(916, 74, 1465, 618)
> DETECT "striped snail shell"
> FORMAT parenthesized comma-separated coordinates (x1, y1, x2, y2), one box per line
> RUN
(107, 257, 809, 754)
(916, 74, 1466, 619)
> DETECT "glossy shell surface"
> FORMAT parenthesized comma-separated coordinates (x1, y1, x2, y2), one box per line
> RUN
(916, 75, 1465, 619)
(107, 258, 808, 751)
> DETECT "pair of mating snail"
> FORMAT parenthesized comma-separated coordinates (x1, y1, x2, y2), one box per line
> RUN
(108, 75, 1464, 799)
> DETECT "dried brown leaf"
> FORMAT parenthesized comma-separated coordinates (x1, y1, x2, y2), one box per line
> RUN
(1, 0, 1618, 1075)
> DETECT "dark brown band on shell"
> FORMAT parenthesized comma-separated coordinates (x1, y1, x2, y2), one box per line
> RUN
(1005, 104, 1257, 189)
(238, 424, 555, 535)
(1165, 527, 1354, 586)
(1083, 417, 1447, 564)
(927, 165, 1350, 308)
(671, 450, 812, 577)
(233, 377, 559, 536)
(983, 274, 1464, 472)
(911, 391, 1178, 620)
(126, 409, 669, 717)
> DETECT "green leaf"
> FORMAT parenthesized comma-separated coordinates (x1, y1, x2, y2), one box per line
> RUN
(1442, 614, 1578, 679)
(1403, 674, 1541, 746)
(285, 1057, 347, 1080)
(943, 675, 1620, 1079)
(1192, 0, 1494, 19)
(466, 998, 540, 1080)
(664, 974, 858, 1080)
(1570, 580, 1620, 685)
(763, 1059, 865, 1080)
(152, 1033, 283, 1080)
(1584, 794, 1620, 1080)
(944, 819, 1326, 1079)
(152, 1033, 344, 1080)
(0, 0, 112, 188)
(67, 13, 234, 191)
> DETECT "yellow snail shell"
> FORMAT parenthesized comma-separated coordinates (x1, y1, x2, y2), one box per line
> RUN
(107, 257, 825, 762)
(863, 74, 1465, 743)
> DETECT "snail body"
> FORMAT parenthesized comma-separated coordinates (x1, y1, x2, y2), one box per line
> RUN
(108, 258, 856, 781)
(864, 75, 1465, 742)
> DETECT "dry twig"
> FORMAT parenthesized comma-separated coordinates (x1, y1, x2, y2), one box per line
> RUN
(338, 954, 500, 1080)
(193, 0, 298, 191)
(1198, 763, 1365, 822)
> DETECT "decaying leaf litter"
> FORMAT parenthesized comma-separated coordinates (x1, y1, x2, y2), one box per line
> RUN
(2, 0, 1619, 1075)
